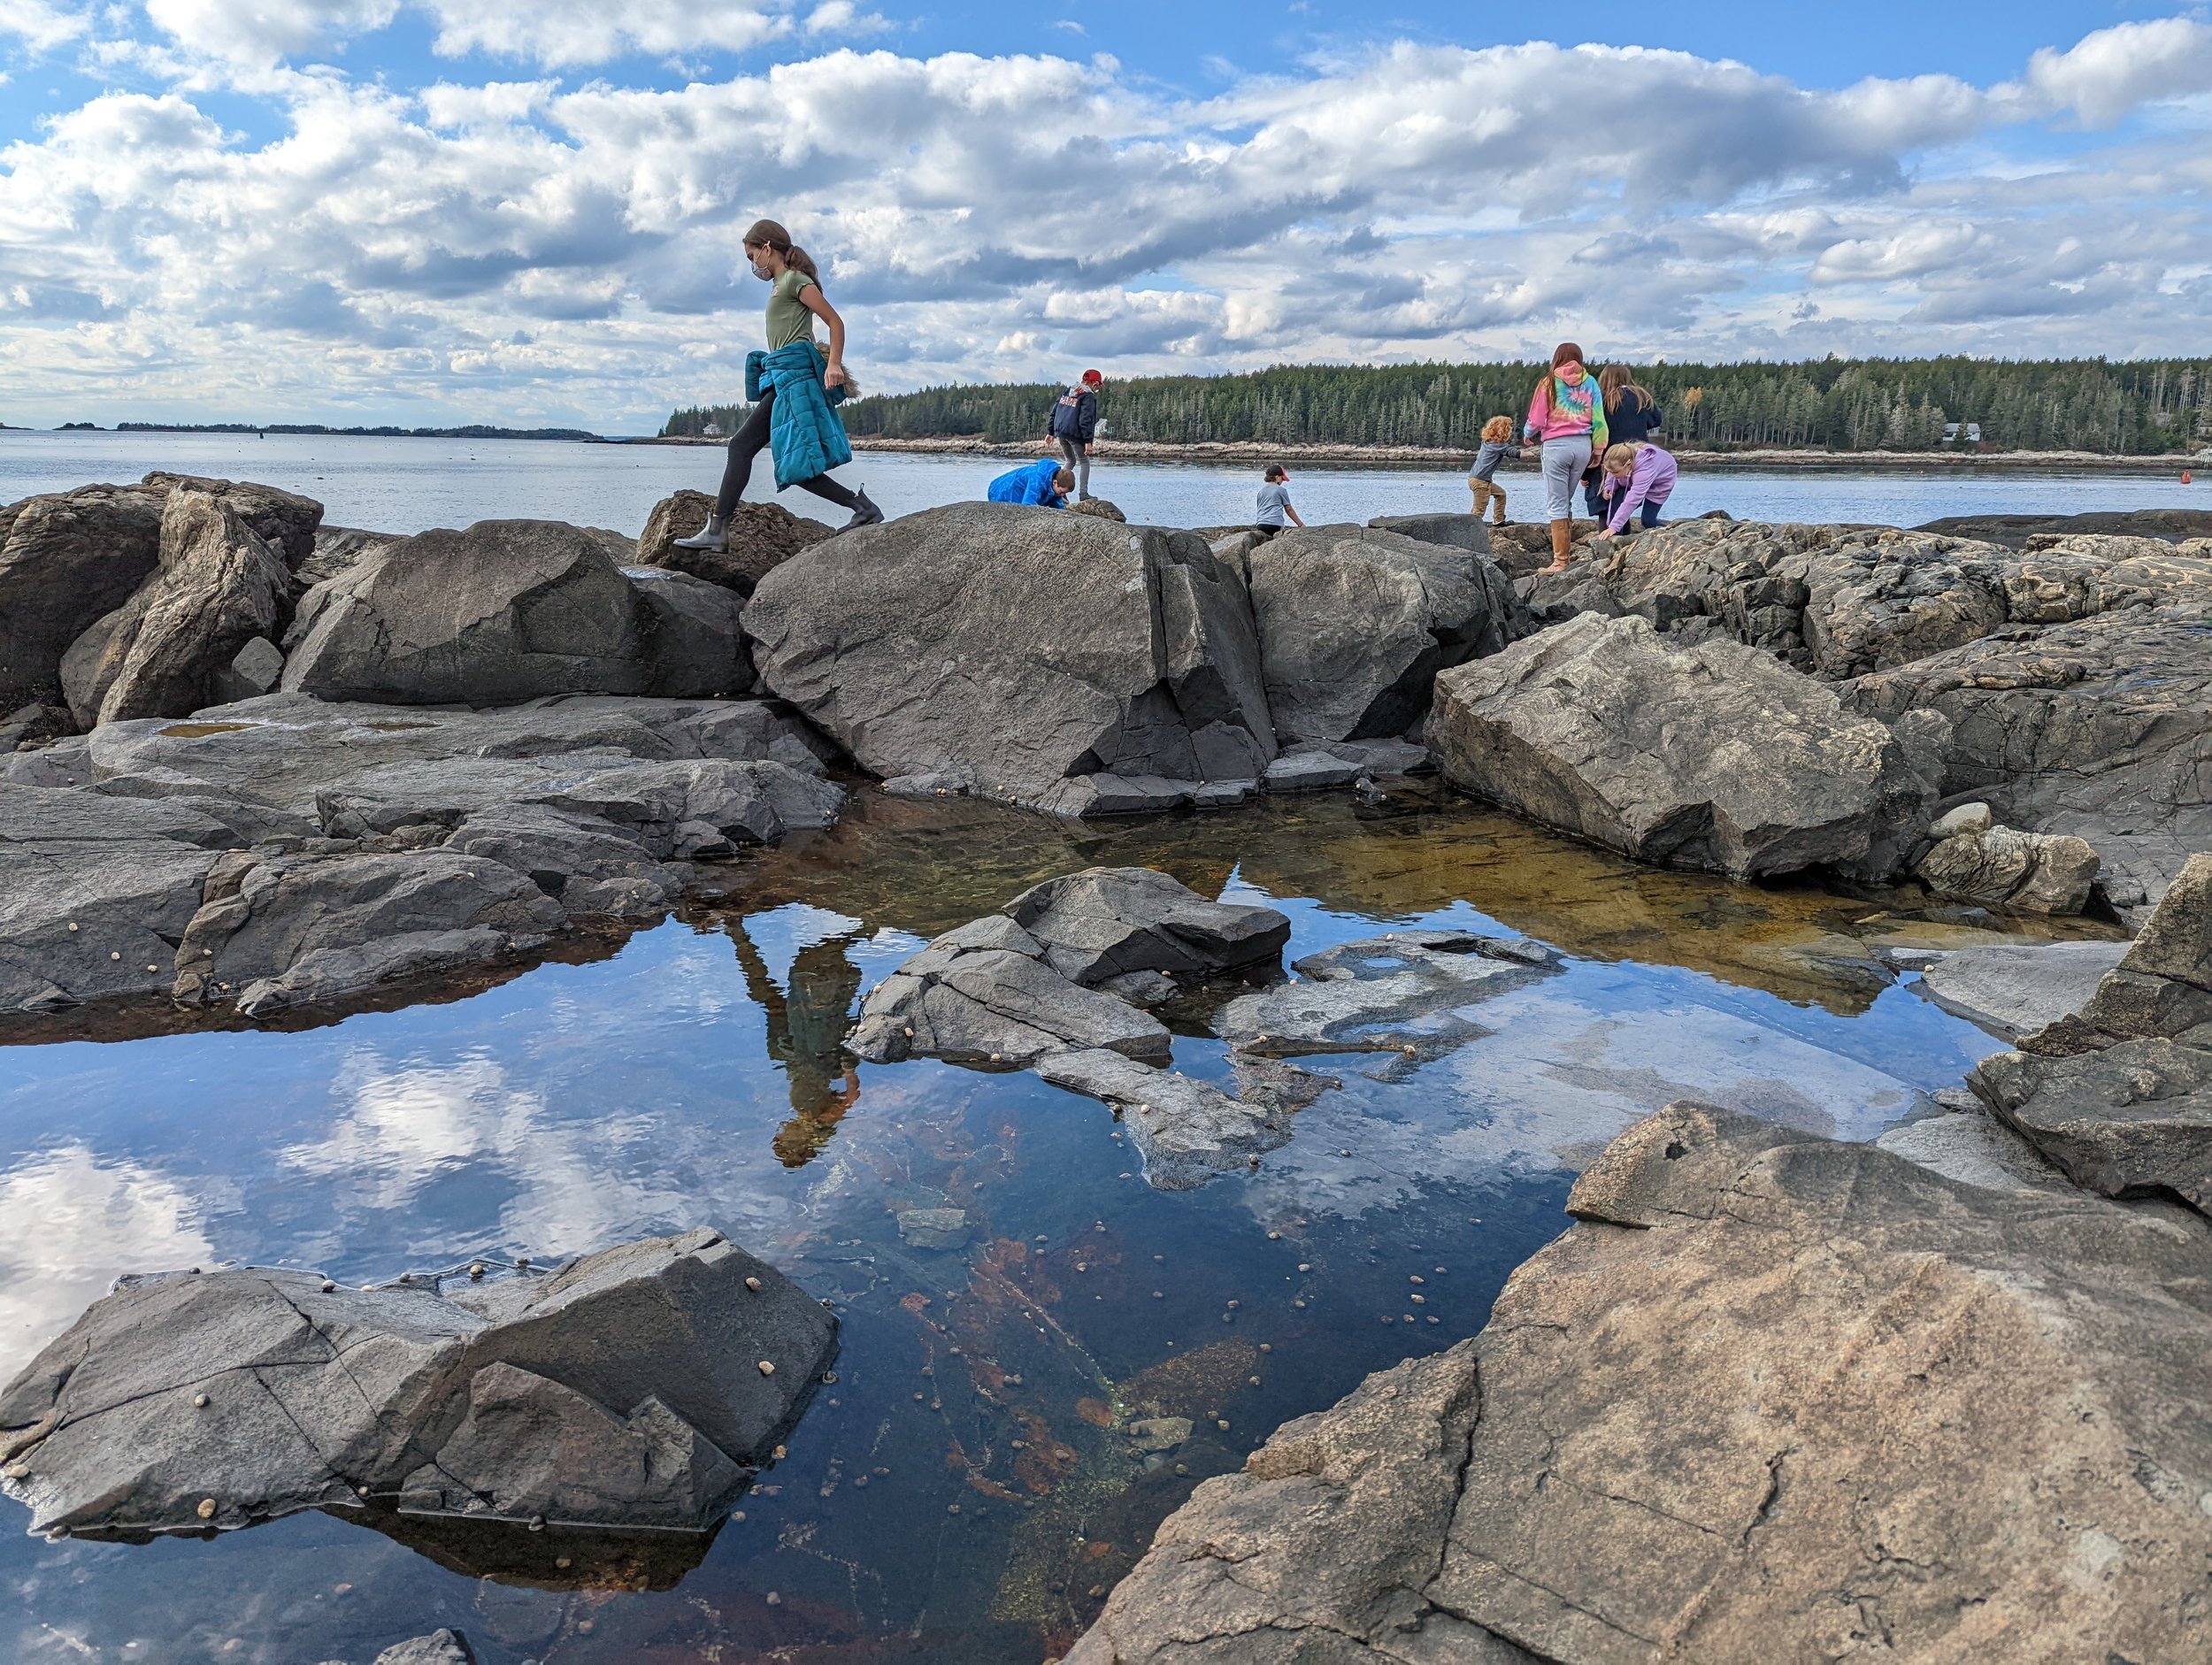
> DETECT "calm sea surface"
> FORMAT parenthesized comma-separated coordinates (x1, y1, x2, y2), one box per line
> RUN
(1, 428, 2202, 536)
(0, 427, 2154, 1662)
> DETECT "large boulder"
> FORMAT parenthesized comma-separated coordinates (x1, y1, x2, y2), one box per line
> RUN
(1246, 522, 1531, 743)
(1072, 1103, 2212, 1665)
(140, 472, 323, 569)
(0, 483, 166, 706)
(0, 1228, 835, 1538)
(1913, 809, 2101, 916)
(1429, 612, 1935, 881)
(636, 491, 832, 595)
(282, 520, 749, 704)
(744, 503, 1275, 810)
(60, 488, 294, 726)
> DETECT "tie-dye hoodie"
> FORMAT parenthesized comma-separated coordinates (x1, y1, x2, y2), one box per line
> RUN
(1524, 364, 1609, 449)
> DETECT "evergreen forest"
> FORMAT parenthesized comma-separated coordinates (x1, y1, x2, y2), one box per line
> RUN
(662, 357, 2212, 454)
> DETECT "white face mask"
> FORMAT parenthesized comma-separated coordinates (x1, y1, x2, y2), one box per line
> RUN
(749, 252, 774, 280)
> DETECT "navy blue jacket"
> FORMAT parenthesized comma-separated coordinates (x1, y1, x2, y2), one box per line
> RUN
(1048, 385, 1099, 446)
(1606, 388, 1663, 448)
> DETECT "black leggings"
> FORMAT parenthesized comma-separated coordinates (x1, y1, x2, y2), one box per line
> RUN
(714, 383, 861, 518)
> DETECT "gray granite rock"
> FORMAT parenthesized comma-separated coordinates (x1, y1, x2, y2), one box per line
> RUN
(1005, 865, 1290, 986)
(745, 503, 1275, 813)
(1430, 612, 1935, 881)
(1912, 939, 2130, 1038)
(1971, 1037, 2212, 1214)
(1074, 1103, 2212, 1665)
(1248, 523, 1531, 744)
(1872, 1109, 2070, 1191)
(371, 1632, 474, 1665)
(636, 491, 830, 594)
(1033, 1048, 1304, 1190)
(0, 483, 167, 707)
(2022, 852, 2212, 1053)
(0, 1228, 835, 1538)
(1915, 823, 2101, 915)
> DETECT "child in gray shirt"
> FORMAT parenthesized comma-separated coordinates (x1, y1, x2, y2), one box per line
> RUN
(1467, 416, 1521, 526)
(1256, 464, 1304, 534)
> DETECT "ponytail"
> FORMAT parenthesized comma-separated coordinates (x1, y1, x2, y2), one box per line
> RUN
(742, 218, 819, 281)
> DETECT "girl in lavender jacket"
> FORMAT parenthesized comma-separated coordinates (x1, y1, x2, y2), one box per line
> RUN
(1594, 441, 1677, 537)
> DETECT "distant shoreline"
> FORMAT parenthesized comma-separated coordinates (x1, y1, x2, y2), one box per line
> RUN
(818, 437, 2201, 473)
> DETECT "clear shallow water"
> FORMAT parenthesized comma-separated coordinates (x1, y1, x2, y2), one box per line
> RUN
(0, 428, 2201, 538)
(0, 784, 2097, 1664)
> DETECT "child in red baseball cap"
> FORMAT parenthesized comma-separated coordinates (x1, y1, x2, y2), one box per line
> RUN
(1048, 371, 1105, 501)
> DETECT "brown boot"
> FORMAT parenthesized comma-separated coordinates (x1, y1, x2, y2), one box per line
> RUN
(1539, 518, 1571, 575)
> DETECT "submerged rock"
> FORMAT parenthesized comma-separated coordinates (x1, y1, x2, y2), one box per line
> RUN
(850, 867, 1306, 1186)
(1218, 930, 1561, 1076)
(373, 1633, 476, 1665)
(0, 1228, 835, 1539)
(1074, 1103, 2212, 1665)
(745, 503, 1275, 812)
(1429, 612, 1935, 881)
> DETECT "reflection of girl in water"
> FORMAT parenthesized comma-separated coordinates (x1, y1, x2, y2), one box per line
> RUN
(727, 919, 864, 1168)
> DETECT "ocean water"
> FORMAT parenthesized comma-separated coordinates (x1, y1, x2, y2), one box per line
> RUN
(0, 428, 2202, 537)
(0, 784, 2114, 1664)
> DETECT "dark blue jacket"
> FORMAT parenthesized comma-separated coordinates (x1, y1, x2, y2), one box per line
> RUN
(987, 457, 1067, 508)
(1048, 385, 1099, 446)
(1606, 388, 1663, 448)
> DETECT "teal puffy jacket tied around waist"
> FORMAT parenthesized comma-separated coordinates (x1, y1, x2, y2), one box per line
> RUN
(745, 341, 854, 489)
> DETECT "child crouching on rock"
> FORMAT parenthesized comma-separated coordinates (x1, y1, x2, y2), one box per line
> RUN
(1468, 417, 1520, 526)
(987, 457, 1077, 508)
(1594, 441, 1677, 539)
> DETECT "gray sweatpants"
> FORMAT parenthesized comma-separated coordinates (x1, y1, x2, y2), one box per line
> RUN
(1059, 438, 1091, 501)
(1540, 435, 1592, 521)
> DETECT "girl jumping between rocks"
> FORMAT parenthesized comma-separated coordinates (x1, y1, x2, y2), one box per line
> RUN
(1523, 343, 1608, 576)
(677, 219, 883, 552)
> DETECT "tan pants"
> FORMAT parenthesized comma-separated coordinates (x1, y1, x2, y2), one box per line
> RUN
(1468, 478, 1507, 524)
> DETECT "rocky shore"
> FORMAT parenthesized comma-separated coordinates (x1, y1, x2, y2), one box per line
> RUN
(4, 472, 2208, 1659)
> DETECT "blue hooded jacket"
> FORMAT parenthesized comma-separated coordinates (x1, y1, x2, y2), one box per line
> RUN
(744, 341, 853, 489)
(987, 457, 1067, 508)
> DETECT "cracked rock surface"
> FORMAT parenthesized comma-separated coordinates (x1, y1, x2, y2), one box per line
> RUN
(1071, 1102, 2212, 1664)
(1429, 612, 1936, 882)
(0, 692, 841, 1017)
(0, 1228, 834, 1540)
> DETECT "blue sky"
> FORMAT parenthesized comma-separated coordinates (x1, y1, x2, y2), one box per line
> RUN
(0, 2, 2207, 427)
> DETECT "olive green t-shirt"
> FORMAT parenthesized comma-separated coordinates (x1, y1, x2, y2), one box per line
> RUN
(765, 268, 818, 350)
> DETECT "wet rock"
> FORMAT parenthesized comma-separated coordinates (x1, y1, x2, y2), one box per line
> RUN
(1912, 940, 2130, 1038)
(1430, 612, 1935, 881)
(1218, 931, 1560, 1075)
(895, 1208, 973, 1251)
(1124, 1416, 1193, 1454)
(745, 503, 1275, 811)
(1077, 1104, 2212, 1665)
(636, 491, 832, 595)
(1004, 865, 1290, 986)
(849, 938, 1171, 1068)
(1972, 1038, 2212, 1214)
(1034, 1048, 1298, 1190)
(1914, 822, 2101, 915)
(0, 482, 166, 707)
(0, 1227, 836, 1538)
(283, 520, 740, 705)
(61, 489, 296, 726)
(1246, 523, 1531, 744)
(373, 1633, 475, 1665)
